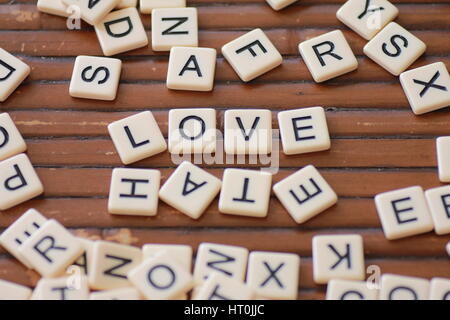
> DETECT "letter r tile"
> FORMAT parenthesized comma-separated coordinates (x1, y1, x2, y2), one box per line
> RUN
(222, 28, 282, 82)
(299, 30, 358, 83)
(374, 186, 434, 240)
(273, 165, 337, 224)
(313, 234, 365, 284)
(94, 7, 148, 56)
(19, 219, 83, 278)
(0, 153, 44, 211)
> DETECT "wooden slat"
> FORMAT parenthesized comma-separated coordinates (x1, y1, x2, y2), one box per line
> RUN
(2, 4, 450, 30)
(0, 30, 448, 57)
(21, 56, 450, 83)
(22, 138, 436, 167)
(9, 110, 450, 137)
(0, 83, 412, 110)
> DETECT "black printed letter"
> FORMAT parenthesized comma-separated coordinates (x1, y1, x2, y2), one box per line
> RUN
(312, 41, 342, 67)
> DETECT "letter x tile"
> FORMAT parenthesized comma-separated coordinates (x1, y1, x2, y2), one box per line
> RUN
(312, 234, 365, 284)
(222, 28, 282, 82)
(399, 62, 450, 115)
(246, 251, 300, 300)
(374, 186, 434, 240)
(273, 165, 337, 224)
(159, 161, 222, 220)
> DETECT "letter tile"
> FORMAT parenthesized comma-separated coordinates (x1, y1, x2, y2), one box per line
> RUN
(19, 219, 83, 278)
(159, 161, 221, 220)
(151, 8, 198, 51)
(326, 279, 378, 300)
(424, 185, 450, 235)
(90, 287, 142, 300)
(437, 137, 450, 183)
(37, 0, 70, 17)
(336, 0, 399, 40)
(95, 7, 149, 56)
(363, 22, 426, 76)
(222, 28, 282, 82)
(108, 111, 167, 165)
(128, 252, 194, 300)
(265, 0, 298, 11)
(399, 62, 450, 115)
(168, 108, 216, 154)
(224, 109, 272, 155)
(32, 276, 89, 300)
(63, 0, 119, 25)
(299, 30, 358, 83)
(219, 168, 272, 218)
(167, 47, 217, 91)
(0, 154, 44, 211)
(246, 251, 300, 300)
(429, 278, 450, 300)
(312, 234, 365, 284)
(447, 242, 450, 257)
(67, 238, 95, 277)
(0, 113, 27, 161)
(273, 165, 338, 224)
(0, 279, 32, 300)
(69, 55, 122, 101)
(194, 272, 254, 300)
(194, 243, 249, 284)
(140, 0, 185, 14)
(0, 209, 48, 268)
(89, 241, 142, 290)
(374, 186, 434, 240)
(116, 0, 137, 9)
(0, 48, 30, 102)
(142, 244, 192, 272)
(108, 168, 160, 216)
(277, 107, 331, 155)
(379, 274, 430, 300)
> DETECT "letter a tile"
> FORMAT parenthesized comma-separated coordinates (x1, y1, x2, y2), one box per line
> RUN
(108, 168, 160, 216)
(166, 47, 217, 91)
(0, 154, 44, 211)
(399, 62, 450, 115)
(159, 161, 222, 220)
(364, 22, 426, 76)
(312, 234, 365, 284)
(273, 165, 337, 224)
(108, 111, 167, 165)
(0, 48, 30, 102)
(374, 186, 434, 240)
(95, 7, 148, 56)
(299, 30, 358, 83)
(222, 28, 282, 82)
(19, 219, 83, 278)
(69, 55, 122, 101)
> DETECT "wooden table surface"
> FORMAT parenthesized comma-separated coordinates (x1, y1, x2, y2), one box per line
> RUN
(0, 0, 449, 299)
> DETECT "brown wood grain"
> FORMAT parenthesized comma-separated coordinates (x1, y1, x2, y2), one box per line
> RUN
(0, 0, 449, 300)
